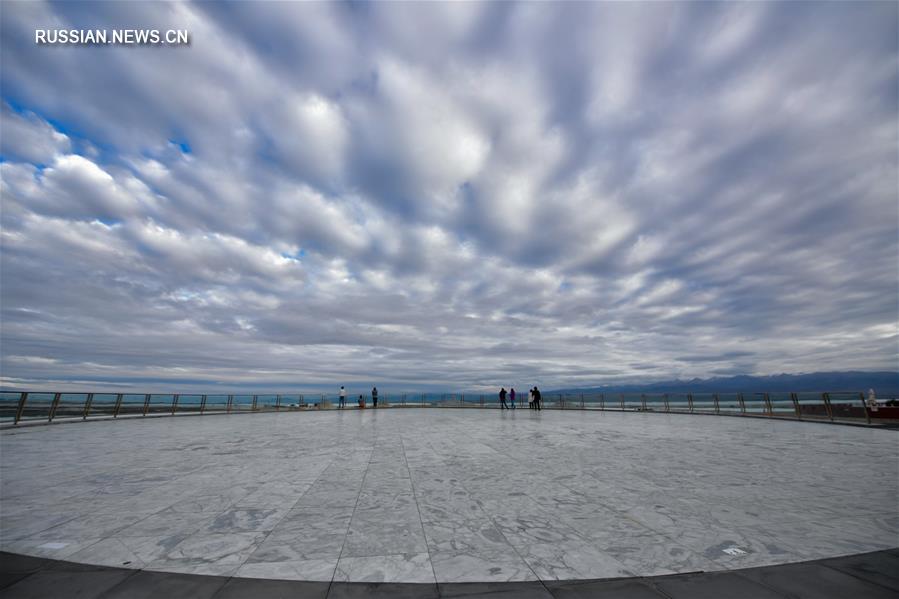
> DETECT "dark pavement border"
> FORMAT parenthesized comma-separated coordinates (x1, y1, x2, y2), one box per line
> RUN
(0, 549, 897, 598)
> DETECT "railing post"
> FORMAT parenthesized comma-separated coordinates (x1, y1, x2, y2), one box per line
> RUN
(641, 394, 647, 411)
(252, 395, 258, 411)
(663, 393, 669, 412)
(171, 394, 179, 415)
(822, 392, 833, 421)
(113, 394, 123, 418)
(200, 394, 207, 414)
(738, 393, 746, 415)
(143, 394, 151, 416)
(687, 393, 693, 413)
(860, 392, 871, 424)
(227, 394, 234, 413)
(48, 393, 61, 422)
(83, 393, 94, 420)
(276, 395, 281, 411)
(791, 392, 801, 419)
(713, 393, 720, 414)
(14, 392, 27, 425)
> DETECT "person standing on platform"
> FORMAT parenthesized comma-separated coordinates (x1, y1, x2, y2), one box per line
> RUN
(510, 388, 516, 409)
(528, 388, 534, 409)
(533, 386, 542, 411)
(867, 388, 878, 412)
(372, 386, 379, 408)
(339, 385, 346, 409)
(499, 387, 508, 409)
(359, 394, 365, 409)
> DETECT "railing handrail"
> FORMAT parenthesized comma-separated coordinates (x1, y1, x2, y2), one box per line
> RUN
(0, 388, 894, 428)
(0, 388, 886, 397)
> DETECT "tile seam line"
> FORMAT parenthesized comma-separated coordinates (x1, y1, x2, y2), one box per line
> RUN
(400, 433, 439, 587)
(232, 433, 347, 575)
(650, 548, 899, 599)
(326, 416, 378, 594)
(552, 472, 717, 573)
(81, 566, 145, 599)
(2, 513, 86, 545)
(0, 570, 38, 593)
(421, 415, 544, 585)
(724, 569, 803, 599)
(638, 574, 688, 599)
(137, 434, 344, 599)
(576, 461, 757, 570)
(55, 456, 239, 548)
(816, 555, 899, 593)
(514, 420, 692, 578)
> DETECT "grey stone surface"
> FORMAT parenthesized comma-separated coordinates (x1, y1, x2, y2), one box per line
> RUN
(651, 571, 787, 599)
(0, 572, 32, 591)
(543, 578, 666, 599)
(0, 554, 46, 574)
(2, 551, 899, 598)
(212, 577, 329, 599)
(326, 582, 439, 599)
(0, 569, 134, 599)
(819, 550, 899, 590)
(738, 561, 899, 599)
(439, 581, 555, 598)
(1, 409, 897, 582)
(93, 570, 226, 599)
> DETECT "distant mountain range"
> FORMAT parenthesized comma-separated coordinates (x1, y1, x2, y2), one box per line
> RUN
(549, 371, 899, 396)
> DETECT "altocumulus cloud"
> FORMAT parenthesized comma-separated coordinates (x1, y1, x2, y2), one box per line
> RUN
(0, 1, 896, 392)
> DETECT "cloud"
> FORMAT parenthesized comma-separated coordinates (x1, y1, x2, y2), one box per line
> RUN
(0, 103, 70, 164)
(0, 1, 896, 392)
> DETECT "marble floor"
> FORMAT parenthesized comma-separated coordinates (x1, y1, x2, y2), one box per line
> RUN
(1, 409, 897, 583)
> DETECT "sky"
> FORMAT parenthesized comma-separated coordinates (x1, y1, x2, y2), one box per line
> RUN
(0, 1, 897, 393)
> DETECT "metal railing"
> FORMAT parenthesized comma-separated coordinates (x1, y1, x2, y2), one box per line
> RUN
(0, 390, 893, 428)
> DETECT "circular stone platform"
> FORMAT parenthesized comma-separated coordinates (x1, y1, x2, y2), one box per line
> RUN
(1, 409, 896, 583)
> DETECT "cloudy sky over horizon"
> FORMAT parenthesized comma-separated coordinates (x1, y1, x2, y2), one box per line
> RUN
(1, 1, 896, 393)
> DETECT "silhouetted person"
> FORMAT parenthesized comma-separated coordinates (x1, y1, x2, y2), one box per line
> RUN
(510, 387, 516, 409)
(339, 385, 346, 409)
(372, 386, 378, 408)
(528, 388, 534, 409)
(358, 394, 365, 409)
(533, 386, 542, 411)
(867, 388, 878, 412)
(499, 387, 508, 409)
